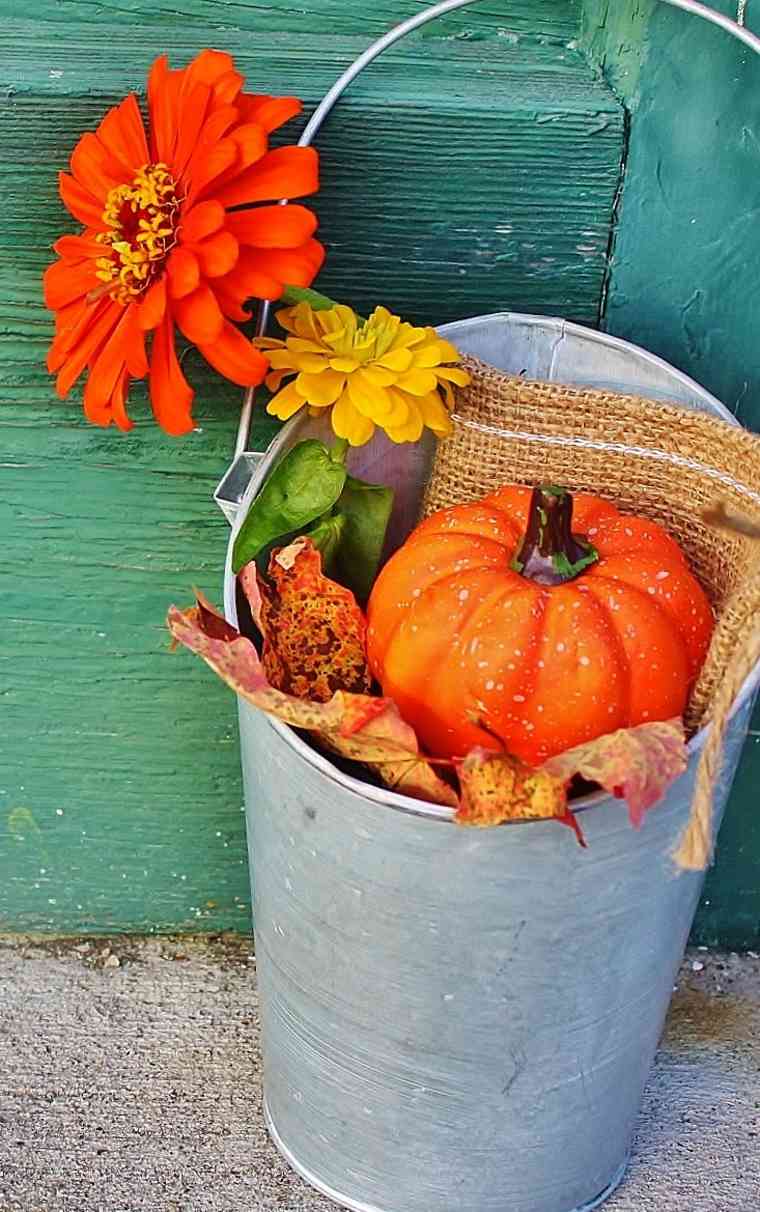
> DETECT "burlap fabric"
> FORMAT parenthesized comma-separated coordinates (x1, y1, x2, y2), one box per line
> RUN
(423, 357, 760, 869)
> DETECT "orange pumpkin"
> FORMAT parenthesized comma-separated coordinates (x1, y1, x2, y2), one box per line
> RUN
(366, 484, 714, 765)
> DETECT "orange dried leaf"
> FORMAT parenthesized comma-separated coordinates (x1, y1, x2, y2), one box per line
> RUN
(330, 693, 459, 805)
(543, 718, 688, 828)
(455, 747, 569, 827)
(166, 592, 457, 807)
(247, 537, 371, 701)
(238, 561, 263, 630)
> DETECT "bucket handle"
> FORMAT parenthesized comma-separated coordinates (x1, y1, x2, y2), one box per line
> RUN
(221, 0, 760, 473)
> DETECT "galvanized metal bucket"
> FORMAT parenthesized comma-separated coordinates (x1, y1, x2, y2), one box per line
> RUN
(216, 6, 760, 1211)
(222, 314, 760, 1212)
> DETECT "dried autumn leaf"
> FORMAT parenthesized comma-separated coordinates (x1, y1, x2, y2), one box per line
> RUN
(166, 592, 457, 808)
(328, 695, 460, 805)
(455, 746, 571, 828)
(238, 562, 264, 630)
(243, 536, 371, 702)
(168, 594, 684, 840)
(543, 718, 688, 828)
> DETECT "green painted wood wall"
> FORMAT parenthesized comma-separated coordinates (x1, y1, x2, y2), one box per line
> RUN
(1, 1, 757, 942)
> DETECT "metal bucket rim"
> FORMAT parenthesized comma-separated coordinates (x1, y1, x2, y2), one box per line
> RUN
(225, 310, 759, 826)
(263, 1096, 630, 1212)
(249, 659, 760, 825)
(437, 312, 735, 423)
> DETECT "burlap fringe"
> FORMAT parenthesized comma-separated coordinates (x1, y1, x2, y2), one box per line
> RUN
(424, 358, 760, 870)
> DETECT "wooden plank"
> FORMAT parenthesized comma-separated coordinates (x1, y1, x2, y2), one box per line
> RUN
(3, 0, 582, 42)
(0, 20, 626, 933)
(2, 27, 626, 327)
(0, 397, 278, 935)
(697, 738, 760, 949)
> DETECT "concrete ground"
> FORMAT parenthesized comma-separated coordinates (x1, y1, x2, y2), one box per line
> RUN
(0, 939, 758, 1212)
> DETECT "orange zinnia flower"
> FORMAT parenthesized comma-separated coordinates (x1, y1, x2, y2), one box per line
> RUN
(44, 49, 324, 435)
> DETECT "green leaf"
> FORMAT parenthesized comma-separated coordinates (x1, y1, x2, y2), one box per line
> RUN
(333, 475, 395, 603)
(232, 440, 346, 573)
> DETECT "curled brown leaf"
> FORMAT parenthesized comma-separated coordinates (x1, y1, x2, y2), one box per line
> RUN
(543, 719, 688, 828)
(166, 593, 457, 808)
(168, 594, 687, 841)
(240, 537, 371, 702)
(455, 747, 568, 827)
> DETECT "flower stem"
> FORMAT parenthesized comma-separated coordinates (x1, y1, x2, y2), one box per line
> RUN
(330, 437, 349, 464)
(280, 284, 339, 312)
(511, 485, 599, 586)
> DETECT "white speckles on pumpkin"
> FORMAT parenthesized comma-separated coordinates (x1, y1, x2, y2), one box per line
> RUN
(656, 570, 670, 581)
(458, 589, 470, 602)
(513, 694, 526, 703)
(485, 680, 495, 691)
(556, 642, 566, 653)
(579, 655, 591, 667)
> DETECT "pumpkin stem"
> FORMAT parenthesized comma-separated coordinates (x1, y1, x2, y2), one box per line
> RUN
(511, 485, 599, 586)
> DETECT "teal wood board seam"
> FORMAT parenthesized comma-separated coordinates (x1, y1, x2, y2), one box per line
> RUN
(582, 0, 760, 947)
(0, 18, 627, 936)
(2, 29, 624, 335)
(0, 0, 582, 42)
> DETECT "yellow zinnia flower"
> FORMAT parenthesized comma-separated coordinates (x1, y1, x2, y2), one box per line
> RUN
(256, 302, 470, 446)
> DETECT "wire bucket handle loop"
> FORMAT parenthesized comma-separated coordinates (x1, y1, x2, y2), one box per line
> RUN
(230, 0, 760, 458)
